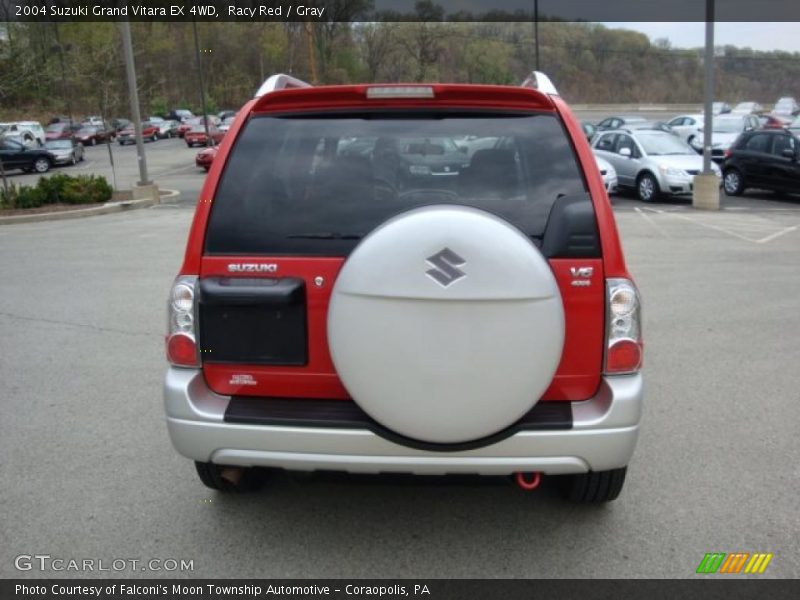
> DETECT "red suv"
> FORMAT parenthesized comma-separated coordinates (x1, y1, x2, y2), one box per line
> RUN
(165, 73, 643, 502)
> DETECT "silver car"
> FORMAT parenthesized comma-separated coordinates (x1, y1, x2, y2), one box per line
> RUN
(44, 139, 84, 165)
(593, 129, 720, 202)
(690, 114, 761, 160)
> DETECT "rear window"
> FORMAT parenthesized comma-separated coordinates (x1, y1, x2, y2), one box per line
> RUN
(205, 112, 587, 256)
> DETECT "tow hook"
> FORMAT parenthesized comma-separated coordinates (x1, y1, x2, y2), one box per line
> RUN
(515, 471, 542, 491)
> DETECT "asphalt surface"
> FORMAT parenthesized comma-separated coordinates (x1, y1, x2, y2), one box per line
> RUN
(1, 125, 799, 579)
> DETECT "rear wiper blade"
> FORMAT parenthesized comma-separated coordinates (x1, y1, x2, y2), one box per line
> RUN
(287, 232, 363, 240)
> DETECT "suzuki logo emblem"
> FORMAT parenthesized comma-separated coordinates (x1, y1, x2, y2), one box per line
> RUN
(425, 248, 466, 287)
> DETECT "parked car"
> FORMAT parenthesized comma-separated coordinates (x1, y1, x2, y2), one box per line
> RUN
(157, 120, 180, 139)
(44, 138, 84, 165)
(772, 97, 799, 117)
(218, 116, 235, 133)
(218, 110, 236, 121)
(74, 124, 114, 146)
(178, 116, 216, 138)
(117, 121, 160, 145)
(581, 121, 597, 142)
(195, 146, 218, 171)
(595, 155, 618, 194)
(164, 72, 644, 502)
(48, 115, 72, 125)
(44, 122, 77, 141)
(593, 129, 720, 201)
(625, 121, 678, 136)
(722, 129, 800, 196)
(184, 123, 225, 147)
(0, 138, 54, 173)
(111, 118, 131, 132)
(759, 114, 793, 129)
(713, 102, 732, 115)
(732, 102, 764, 115)
(83, 116, 104, 127)
(667, 114, 705, 145)
(0, 121, 45, 147)
(168, 109, 194, 123)
(596, 115, 647, 131)
(689, 114, 761, 160)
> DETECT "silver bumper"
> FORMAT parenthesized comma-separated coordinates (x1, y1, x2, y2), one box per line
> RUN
(164, 369, 643, 476)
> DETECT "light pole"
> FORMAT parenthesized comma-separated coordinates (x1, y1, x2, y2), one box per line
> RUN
(702, 0, 715, 176)
(534, 0, 540, 71)
(192, 20, 212, 147)
(692, 0, 719, 210)
(119, 20, 151, 186)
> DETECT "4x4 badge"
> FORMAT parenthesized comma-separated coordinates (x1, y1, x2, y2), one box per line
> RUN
(426, 248, 466, 287)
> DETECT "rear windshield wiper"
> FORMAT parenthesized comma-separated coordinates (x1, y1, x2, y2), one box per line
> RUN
(287, 232, 363, 240)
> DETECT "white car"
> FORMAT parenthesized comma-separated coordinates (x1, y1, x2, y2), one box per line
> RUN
(732, 102, 764, 115)
(773, 97, 799, 116)
(667, 114, 705, 145)
(595, 155, 618, 194)
(0, 121, 45, 146)
(83, 116, 104, 127)
(218, 116, 235, 133)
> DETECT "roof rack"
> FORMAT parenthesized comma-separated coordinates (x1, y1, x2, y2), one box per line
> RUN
(254, 74, 312, 98)
(520, 71, 559, 96)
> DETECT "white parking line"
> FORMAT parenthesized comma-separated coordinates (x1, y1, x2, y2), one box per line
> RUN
(633, 207, 672, 238)
(639, 207, 799, 244)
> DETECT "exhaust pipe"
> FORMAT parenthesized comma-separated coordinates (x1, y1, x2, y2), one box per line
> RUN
(515, 471, 542, 491)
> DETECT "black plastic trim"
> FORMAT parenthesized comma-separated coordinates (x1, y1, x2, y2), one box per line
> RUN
(540, 193, 602, 258)
(199, 277, 304, 306)
(224, 397, 573, 453)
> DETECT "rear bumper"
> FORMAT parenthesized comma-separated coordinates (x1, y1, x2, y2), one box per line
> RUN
(164, 369, 643, 476)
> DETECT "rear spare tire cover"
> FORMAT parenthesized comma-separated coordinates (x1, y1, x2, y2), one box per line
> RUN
(328, 205, 565, 444)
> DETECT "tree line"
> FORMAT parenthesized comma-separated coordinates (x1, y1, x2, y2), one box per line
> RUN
(1, 16, 799, 121)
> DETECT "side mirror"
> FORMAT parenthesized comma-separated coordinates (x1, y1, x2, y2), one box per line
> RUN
(619, 147, 632, 157)
(781, 148, 796, 159)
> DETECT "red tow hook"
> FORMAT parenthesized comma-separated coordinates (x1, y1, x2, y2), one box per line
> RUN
(515, 472, 542, 491)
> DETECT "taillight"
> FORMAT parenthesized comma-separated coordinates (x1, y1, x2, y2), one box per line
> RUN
(166, 275, 199, 367)
(604, 279, 643, 374)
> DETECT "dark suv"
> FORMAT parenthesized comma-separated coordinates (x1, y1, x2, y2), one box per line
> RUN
(722, 129, 800, 196)
(164, 73, 644, 503)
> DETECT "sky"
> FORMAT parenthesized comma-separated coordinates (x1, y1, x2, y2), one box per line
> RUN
(604, 22, 800, 53)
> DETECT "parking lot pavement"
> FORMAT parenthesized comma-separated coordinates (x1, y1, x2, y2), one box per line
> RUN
(1, 190, 798, 579)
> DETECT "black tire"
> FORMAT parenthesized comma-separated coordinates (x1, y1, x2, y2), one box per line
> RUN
(194, 461, 270, 493)
(559, 467, 627, 504)
(33, 157, 51, 173)
(723, 168, 745, 196)
(636, 172, 660, 203)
